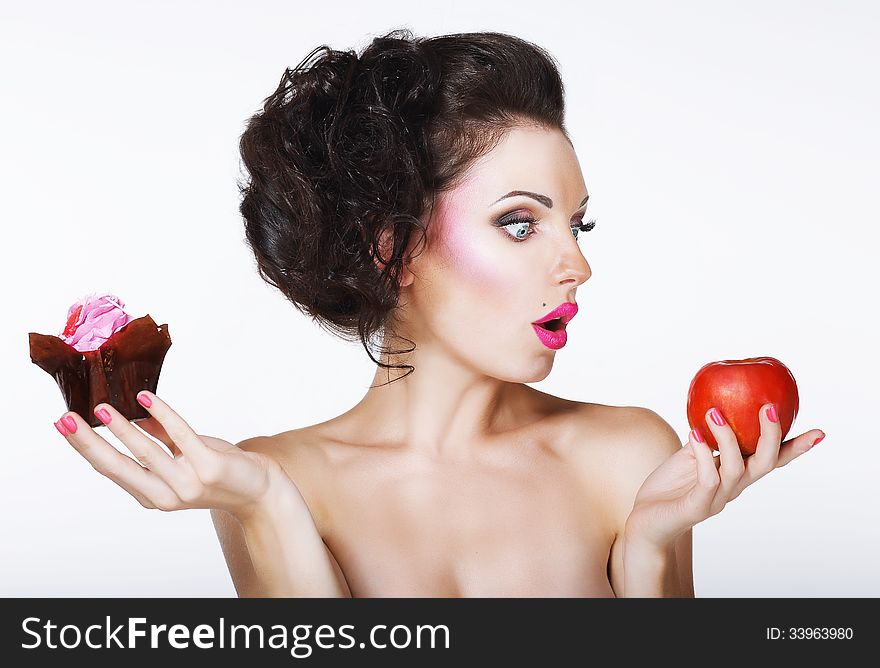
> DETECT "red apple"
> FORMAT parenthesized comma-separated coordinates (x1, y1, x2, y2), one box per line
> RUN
(686, 356, 799, 455)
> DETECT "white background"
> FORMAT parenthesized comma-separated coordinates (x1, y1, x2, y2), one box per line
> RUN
(2, 0, 877, 597)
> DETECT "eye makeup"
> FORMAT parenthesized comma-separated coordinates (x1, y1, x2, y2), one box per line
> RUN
(492, 212, 597, 243)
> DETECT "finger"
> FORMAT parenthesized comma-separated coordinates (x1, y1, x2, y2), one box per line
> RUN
(57, 412, 179, 508)
(741, 403, 783, 490)
(57, 416, 156, 508)
(776, 430, 825, 468)
(688, 428, 721, 514)
(92, 466, 157, 509)
(132, 417, 182, 458)
(705, 407, 745, 498)
(134, 391, 218, 474)
(93, 403, 191, 492)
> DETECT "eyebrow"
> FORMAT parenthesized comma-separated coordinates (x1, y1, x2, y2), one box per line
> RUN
(490, 190, 589, 209)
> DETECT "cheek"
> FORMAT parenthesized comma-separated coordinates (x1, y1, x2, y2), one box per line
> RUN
(439, 213, 513, 292)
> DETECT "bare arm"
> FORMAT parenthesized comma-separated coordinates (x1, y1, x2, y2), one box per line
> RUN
(622, 400, 819, 596)
(56, 392, 350, 597)
(211, 437, 351, 598)
(622, 526, 694, 597)
(602, 407, 696, 597)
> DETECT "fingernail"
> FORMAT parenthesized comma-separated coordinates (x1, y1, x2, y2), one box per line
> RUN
(691, 428, 705, 443)
(137, 392, 153, 408)
(61, 415, 77, 434)
(709, 407, 726, 426)
(811, 433, 825, 447)
(95, 407, 112, 425)
(54, 420, 68, 436)
(767, 403, 779, 423)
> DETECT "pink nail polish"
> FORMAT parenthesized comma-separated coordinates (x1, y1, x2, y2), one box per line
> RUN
(691, 428, 705, 443)
(95, 408, 112, 425)
(709, 407, 726, 426)
(137, 393, 153, 408)
(767, 404, 779, 423)
(54, 420, 68, 436)
(61, 415, 77, 434)
(811, 433, 825, 447)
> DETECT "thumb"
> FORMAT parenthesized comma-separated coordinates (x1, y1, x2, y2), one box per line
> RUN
(689, 429, 721, 512)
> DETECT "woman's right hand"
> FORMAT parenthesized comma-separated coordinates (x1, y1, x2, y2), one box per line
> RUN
(55, 390, 292, 522)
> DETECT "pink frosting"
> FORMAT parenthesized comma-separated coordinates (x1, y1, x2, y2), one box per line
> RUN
(60, 293, 134, 353)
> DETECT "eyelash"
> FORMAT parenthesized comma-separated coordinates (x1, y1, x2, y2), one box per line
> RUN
(495, 214, 597, 243)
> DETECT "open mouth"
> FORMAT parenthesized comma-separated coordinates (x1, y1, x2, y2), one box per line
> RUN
(537, 318, 565, 332)
(531, 302, 576, 350)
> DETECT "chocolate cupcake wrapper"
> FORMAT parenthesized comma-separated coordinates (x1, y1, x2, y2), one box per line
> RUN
(29, 315, 172, 428)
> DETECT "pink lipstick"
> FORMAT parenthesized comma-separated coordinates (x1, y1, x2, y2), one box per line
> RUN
(531, 302, 578, 350)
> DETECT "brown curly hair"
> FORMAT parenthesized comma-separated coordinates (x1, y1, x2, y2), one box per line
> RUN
(237, 28, 569, 386)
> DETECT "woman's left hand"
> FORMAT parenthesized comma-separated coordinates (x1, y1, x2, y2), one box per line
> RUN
(624, 403, 824, 549)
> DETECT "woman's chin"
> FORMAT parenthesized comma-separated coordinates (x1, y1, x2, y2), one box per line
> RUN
(511, 356, 555, 383)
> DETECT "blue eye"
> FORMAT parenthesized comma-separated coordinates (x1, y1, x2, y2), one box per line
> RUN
(496, 215, 597, 243)
(502, 218, 535, 241)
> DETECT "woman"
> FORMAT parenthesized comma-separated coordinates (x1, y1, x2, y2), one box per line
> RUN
(54, 29, 823, 597)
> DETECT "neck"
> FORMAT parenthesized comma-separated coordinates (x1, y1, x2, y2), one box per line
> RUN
(347, 332, 524, 459)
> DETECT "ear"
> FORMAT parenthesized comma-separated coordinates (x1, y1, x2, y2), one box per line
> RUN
(373, 226, 415, 288)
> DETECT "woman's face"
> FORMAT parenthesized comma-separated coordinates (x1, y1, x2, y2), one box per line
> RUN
(400, 124, 593, 382)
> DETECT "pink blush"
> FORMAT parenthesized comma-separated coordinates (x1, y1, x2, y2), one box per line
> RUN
(437, 199, 507, 287)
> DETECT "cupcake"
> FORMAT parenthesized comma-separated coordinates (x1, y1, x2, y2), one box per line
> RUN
(29, 293, 172, 428)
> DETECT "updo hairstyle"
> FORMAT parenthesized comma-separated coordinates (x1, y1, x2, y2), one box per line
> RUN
(238, 28, 568, 384)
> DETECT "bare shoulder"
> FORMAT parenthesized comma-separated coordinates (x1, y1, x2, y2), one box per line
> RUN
(563, 402, 684, 528)
(569, 401, 682, 458)
(210, 427, 349, 597)
(233, 426, 334, 533)
(564, 401, 694, 597)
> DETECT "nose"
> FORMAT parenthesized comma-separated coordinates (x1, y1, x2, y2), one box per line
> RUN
(554, 235, 592, 287)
